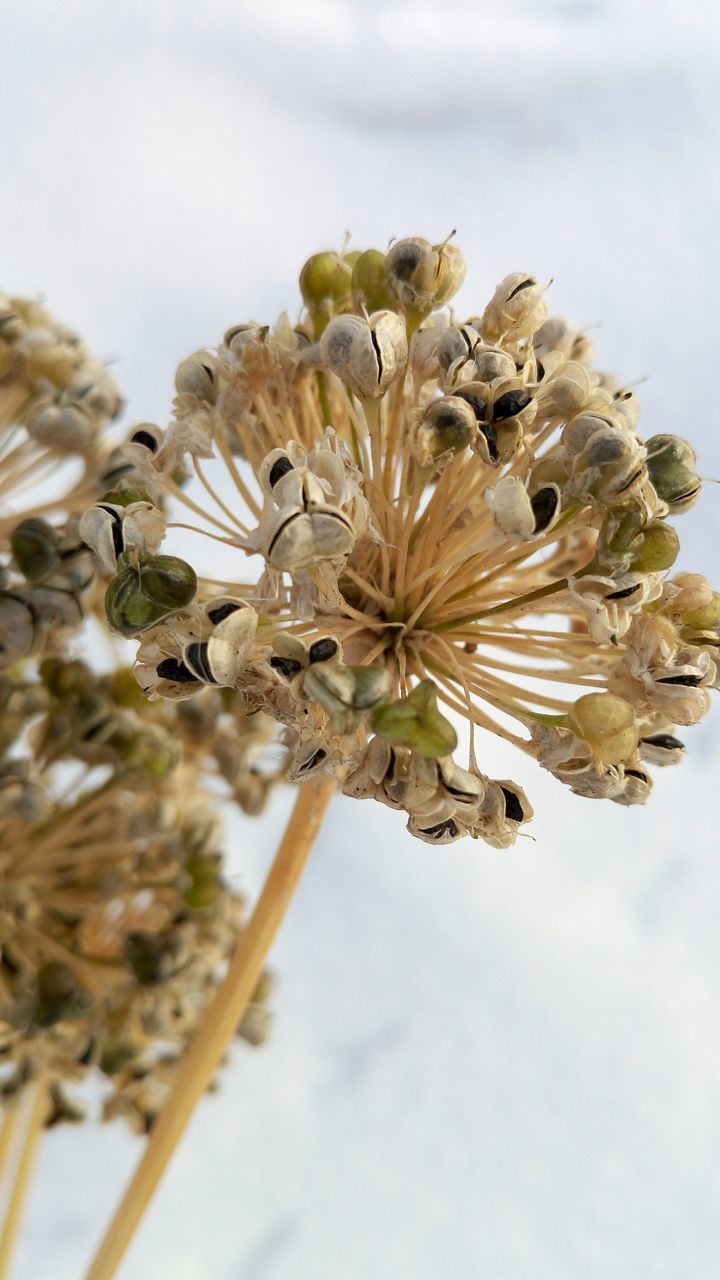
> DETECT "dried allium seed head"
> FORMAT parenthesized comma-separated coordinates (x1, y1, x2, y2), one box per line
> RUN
(82, 232, 717, 849)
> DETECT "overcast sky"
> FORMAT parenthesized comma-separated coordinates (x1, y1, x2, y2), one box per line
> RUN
(3, 2, 720, 1277)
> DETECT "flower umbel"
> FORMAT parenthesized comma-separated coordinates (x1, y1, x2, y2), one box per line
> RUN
(91, 234, 718, 844)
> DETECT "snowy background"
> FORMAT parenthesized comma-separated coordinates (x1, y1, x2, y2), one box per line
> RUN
(3, 0, 720, 1276)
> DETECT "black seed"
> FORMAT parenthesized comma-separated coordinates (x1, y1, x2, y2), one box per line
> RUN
(97, 505, 125, 560)
(625, 769, 649, 782)
(656, 673, 702, 687)
(184, 641, 217, 683)
(299, 748, 327, 773)
(506, 278, 534, 300)
(130, 429, 158, 452)
(207, 600, 240, 625)
(492, 389, 532, 421)
(157, 656, 198, 683)
(476, 421, 498, 463)
(536, 360, 546, 381)
(309, 637, 339, 664)
(500, 786, 524, 822)
(605, 584, 641, 601)
(455, 390, 488, 422)
(268, 456, 294, 488)
(419, 818, 458, 839)
(530, 486, 559, 532)
(270, 655, 303, 678)
(640, 732, 685, 751)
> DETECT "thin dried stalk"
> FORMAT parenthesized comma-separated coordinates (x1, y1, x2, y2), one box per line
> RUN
(84, 773, 336, 1280)
(0, 1079, 47, 1280)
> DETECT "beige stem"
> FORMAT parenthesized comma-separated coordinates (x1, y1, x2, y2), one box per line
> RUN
(84, 773, 336, 1280)
(0, 1080, 47, 1280)
(0, 1109, 20, 1199)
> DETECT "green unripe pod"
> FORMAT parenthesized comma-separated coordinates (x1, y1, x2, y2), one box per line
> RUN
(645, 434, 701, 513)
(567, 692, 638, 765)
(105, 554, 197, 636)
(299, 251, 354, 333)
(351, 249, 394, 313)
(627, 521, 680, 572)
(371, 679, 457, 758)
(11, 518, 60, 583)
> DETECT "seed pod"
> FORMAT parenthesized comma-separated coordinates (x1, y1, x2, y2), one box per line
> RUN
(537, 361, 594, 418)
(627, 521, 679, 573)
(638, 731, 685, 767)
(567, 692, 638, 765)
(79, 503, 126, 573)
(562, 410, 624, 456)
(182, 604, 256, 686)
(372, 679, 457, 759)
(468, 344, 516, 384)
(437, 325, 481, 377)
(320, 311, 407, 399)
(174, 350, 217, 401)
(24, 396, 96, 451)
(348, 665, 392, 710)
(486, 476, 560, 540)
(105, 555, 197, 636)
(129, 423, 163, 453)
(263, 502, 356, 571)
(612, 764, 653, 806)
(300, 251, 354, 330)
(384, 236, 466, 315)
(0, 592, 37, 665)
(10, 518, 60, 583)
(571, 428, 647, 505)
(645, 434, 700, 513)
(480, 274, 547, 345)
(407, 814, 466, 845)
(413, 396, 477, 466)
(351, 250, 394, 313)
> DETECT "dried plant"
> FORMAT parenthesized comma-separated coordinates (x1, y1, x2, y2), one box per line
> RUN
(1, 235, 717, 1277)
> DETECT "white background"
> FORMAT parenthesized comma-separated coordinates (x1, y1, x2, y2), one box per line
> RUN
(2, 1, 720, 1276)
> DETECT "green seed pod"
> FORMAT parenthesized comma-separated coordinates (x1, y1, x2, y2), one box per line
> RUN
(10, 518, 60, 583)
(299, 251, 354, 334)
(351, 249, 394, 313)
(348, 665, 392, 710)
(567, 692, 638, 765)
(627, 521, 680, 572)
(645, 434, 701, 513)
(413, 396, 478, 466)
(372, 679, 458, 759)
(105, 555, 196, 636)
(40, 656, 94, 697)
(139, 555, 197, 611)
(184, 854, 222, 909)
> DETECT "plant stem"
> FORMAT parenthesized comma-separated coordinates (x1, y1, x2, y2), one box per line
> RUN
(0, 1079, 47, 1280)
(83, 773, 336, 1280)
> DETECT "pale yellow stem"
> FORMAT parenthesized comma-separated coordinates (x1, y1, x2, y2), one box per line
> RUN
(0, 1079, 47, 1280)
(83, 773, 336, 1280)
